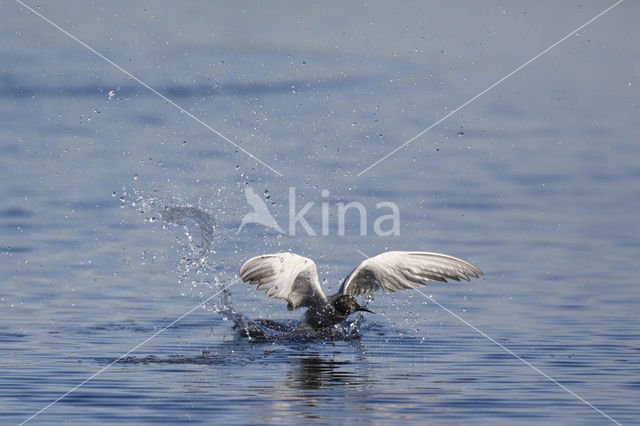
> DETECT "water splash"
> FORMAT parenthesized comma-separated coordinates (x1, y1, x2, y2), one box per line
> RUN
(124, 195, 269, 340)
(213, 288, 365, 343)
(122, 191, 366, 344)
(121, 190, 232, 316)
(160, 206, 215, 260)
(211, 288, 266, 341)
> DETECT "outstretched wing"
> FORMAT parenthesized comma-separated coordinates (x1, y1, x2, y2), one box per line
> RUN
(339, 251, 482, 296)
(240, 252, 327, 310)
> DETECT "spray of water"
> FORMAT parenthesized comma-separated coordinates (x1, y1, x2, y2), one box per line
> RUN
(120, 189, 366, 343)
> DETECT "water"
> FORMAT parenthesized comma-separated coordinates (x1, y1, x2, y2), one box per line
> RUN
(1, 1, 639, 424)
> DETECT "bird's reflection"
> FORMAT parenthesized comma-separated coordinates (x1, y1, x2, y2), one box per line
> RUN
(289, 356, 350, 390)
(286, 349, 373, 392)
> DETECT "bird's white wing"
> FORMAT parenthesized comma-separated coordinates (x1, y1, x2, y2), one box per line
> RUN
(240, 252, 327, 310)
(339, 251, 482, 296)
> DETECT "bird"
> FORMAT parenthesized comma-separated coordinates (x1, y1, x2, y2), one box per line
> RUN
(239, 251, 482, 341)
(236, 187, 284, 235)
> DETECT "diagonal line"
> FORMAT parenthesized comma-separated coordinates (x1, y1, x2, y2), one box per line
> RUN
(354, 250, 621, 425)
(19, 279, 240, 426)
(357, 0, 624, 176)
(355, 249, 370, 259)
(415, 290, 621, 425)
(13, 0, 283, 177)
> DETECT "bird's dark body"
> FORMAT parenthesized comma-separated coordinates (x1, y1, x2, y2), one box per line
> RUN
(303, 295, 371, 330)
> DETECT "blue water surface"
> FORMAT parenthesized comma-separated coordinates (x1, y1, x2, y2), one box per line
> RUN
(1, 1, 639, 424)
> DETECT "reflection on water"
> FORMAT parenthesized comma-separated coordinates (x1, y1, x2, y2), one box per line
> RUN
(286, 356, 369, 390)
(246, 352, 376, 422)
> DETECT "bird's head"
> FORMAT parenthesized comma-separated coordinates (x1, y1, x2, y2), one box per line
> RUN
(333, 295, 374, 316)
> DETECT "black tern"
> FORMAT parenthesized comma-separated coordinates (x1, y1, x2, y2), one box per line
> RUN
(240, 251, 482, 341)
